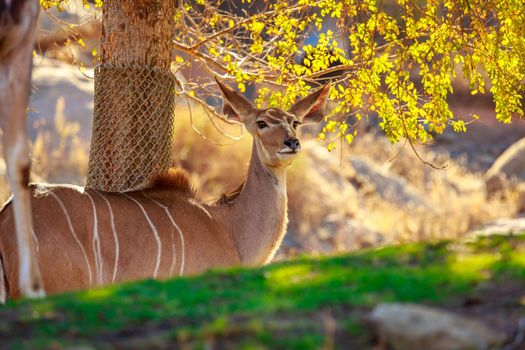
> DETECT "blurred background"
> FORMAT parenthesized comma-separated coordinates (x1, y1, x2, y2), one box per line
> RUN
(4, 0, 525, 260)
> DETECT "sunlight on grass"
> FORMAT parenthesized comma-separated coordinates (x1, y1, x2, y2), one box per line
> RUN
(510, 253, 525, 267)
(264, 263, 315, 290)
(76, 285, 119, 301)
(448, 253, 499, 280)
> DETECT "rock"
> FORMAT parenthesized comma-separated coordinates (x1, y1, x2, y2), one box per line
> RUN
(466, 217, 525, 239)
(369, 303, 506, 350)
(486, 137, 525, 185)
(349, 157, 431, 208)
(322, 218, 387, 251)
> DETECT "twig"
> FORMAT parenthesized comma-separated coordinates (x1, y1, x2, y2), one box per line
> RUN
(182, 92, 244, 146)
(400, 115, 447, 170)
(386, 137, 408, 164)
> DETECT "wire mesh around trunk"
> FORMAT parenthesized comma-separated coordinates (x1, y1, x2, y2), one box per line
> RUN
(86, 64, 176, 192)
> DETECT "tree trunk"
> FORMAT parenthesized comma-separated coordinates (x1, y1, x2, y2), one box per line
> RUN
(100, 0, 174, 69)
(86, 0, 177, 192)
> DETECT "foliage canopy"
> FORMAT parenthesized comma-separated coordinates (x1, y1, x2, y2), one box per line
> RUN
(41, 0, 525, 149)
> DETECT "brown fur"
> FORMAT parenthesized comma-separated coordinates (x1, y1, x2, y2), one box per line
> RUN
(150, 168, 196, 197)
(218, 181, 245, 205)
(152, 168, 245, 204)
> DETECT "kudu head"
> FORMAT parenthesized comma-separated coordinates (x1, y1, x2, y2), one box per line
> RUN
(215, 78, 330, 168)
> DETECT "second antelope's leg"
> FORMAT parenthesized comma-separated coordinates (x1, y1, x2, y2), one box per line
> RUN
(0, 0, 44, 298)
(1, 76, 45, 299)
(1, 94, 45, 298)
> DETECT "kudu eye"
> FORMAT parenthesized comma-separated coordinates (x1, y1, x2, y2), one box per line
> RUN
(292, 121, 301, 129)
(256, 121, 269, 129)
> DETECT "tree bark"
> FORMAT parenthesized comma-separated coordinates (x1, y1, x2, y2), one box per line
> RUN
(100, 0, 174, 69)
(87, 0, 177, 191)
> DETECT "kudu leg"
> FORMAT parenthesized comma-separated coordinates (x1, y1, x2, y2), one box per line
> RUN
(2, 111, 46, 300)
(3, 125, 46, 300)
(3, 132, 45, 299)
(0, 15, 45, 298)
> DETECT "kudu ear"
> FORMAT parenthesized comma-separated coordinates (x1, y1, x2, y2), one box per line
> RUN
(215, 76, 255, 124)
(289, 83, 331, 124)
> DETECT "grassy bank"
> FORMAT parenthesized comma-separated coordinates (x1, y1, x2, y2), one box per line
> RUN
(1, 233, 524, 349)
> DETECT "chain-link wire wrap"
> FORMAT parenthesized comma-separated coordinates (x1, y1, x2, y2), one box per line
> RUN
(86, 64, 176, 192)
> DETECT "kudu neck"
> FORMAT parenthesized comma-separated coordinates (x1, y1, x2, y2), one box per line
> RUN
(217, 140, 289, 265)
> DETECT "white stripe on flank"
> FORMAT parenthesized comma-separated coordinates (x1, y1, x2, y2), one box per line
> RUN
(93, 191, 119, 283)
(141, 193, 176, 276)
(142, 193, 185, 276)
(49, 192, 93, 286)
(121, 193, 162, 278)
(85, 192, 103, 285)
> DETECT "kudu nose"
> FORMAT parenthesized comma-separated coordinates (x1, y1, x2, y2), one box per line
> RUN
(284, 138, 301, 151)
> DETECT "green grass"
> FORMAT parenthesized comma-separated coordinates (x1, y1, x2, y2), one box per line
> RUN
(1, 234, 525, 349)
